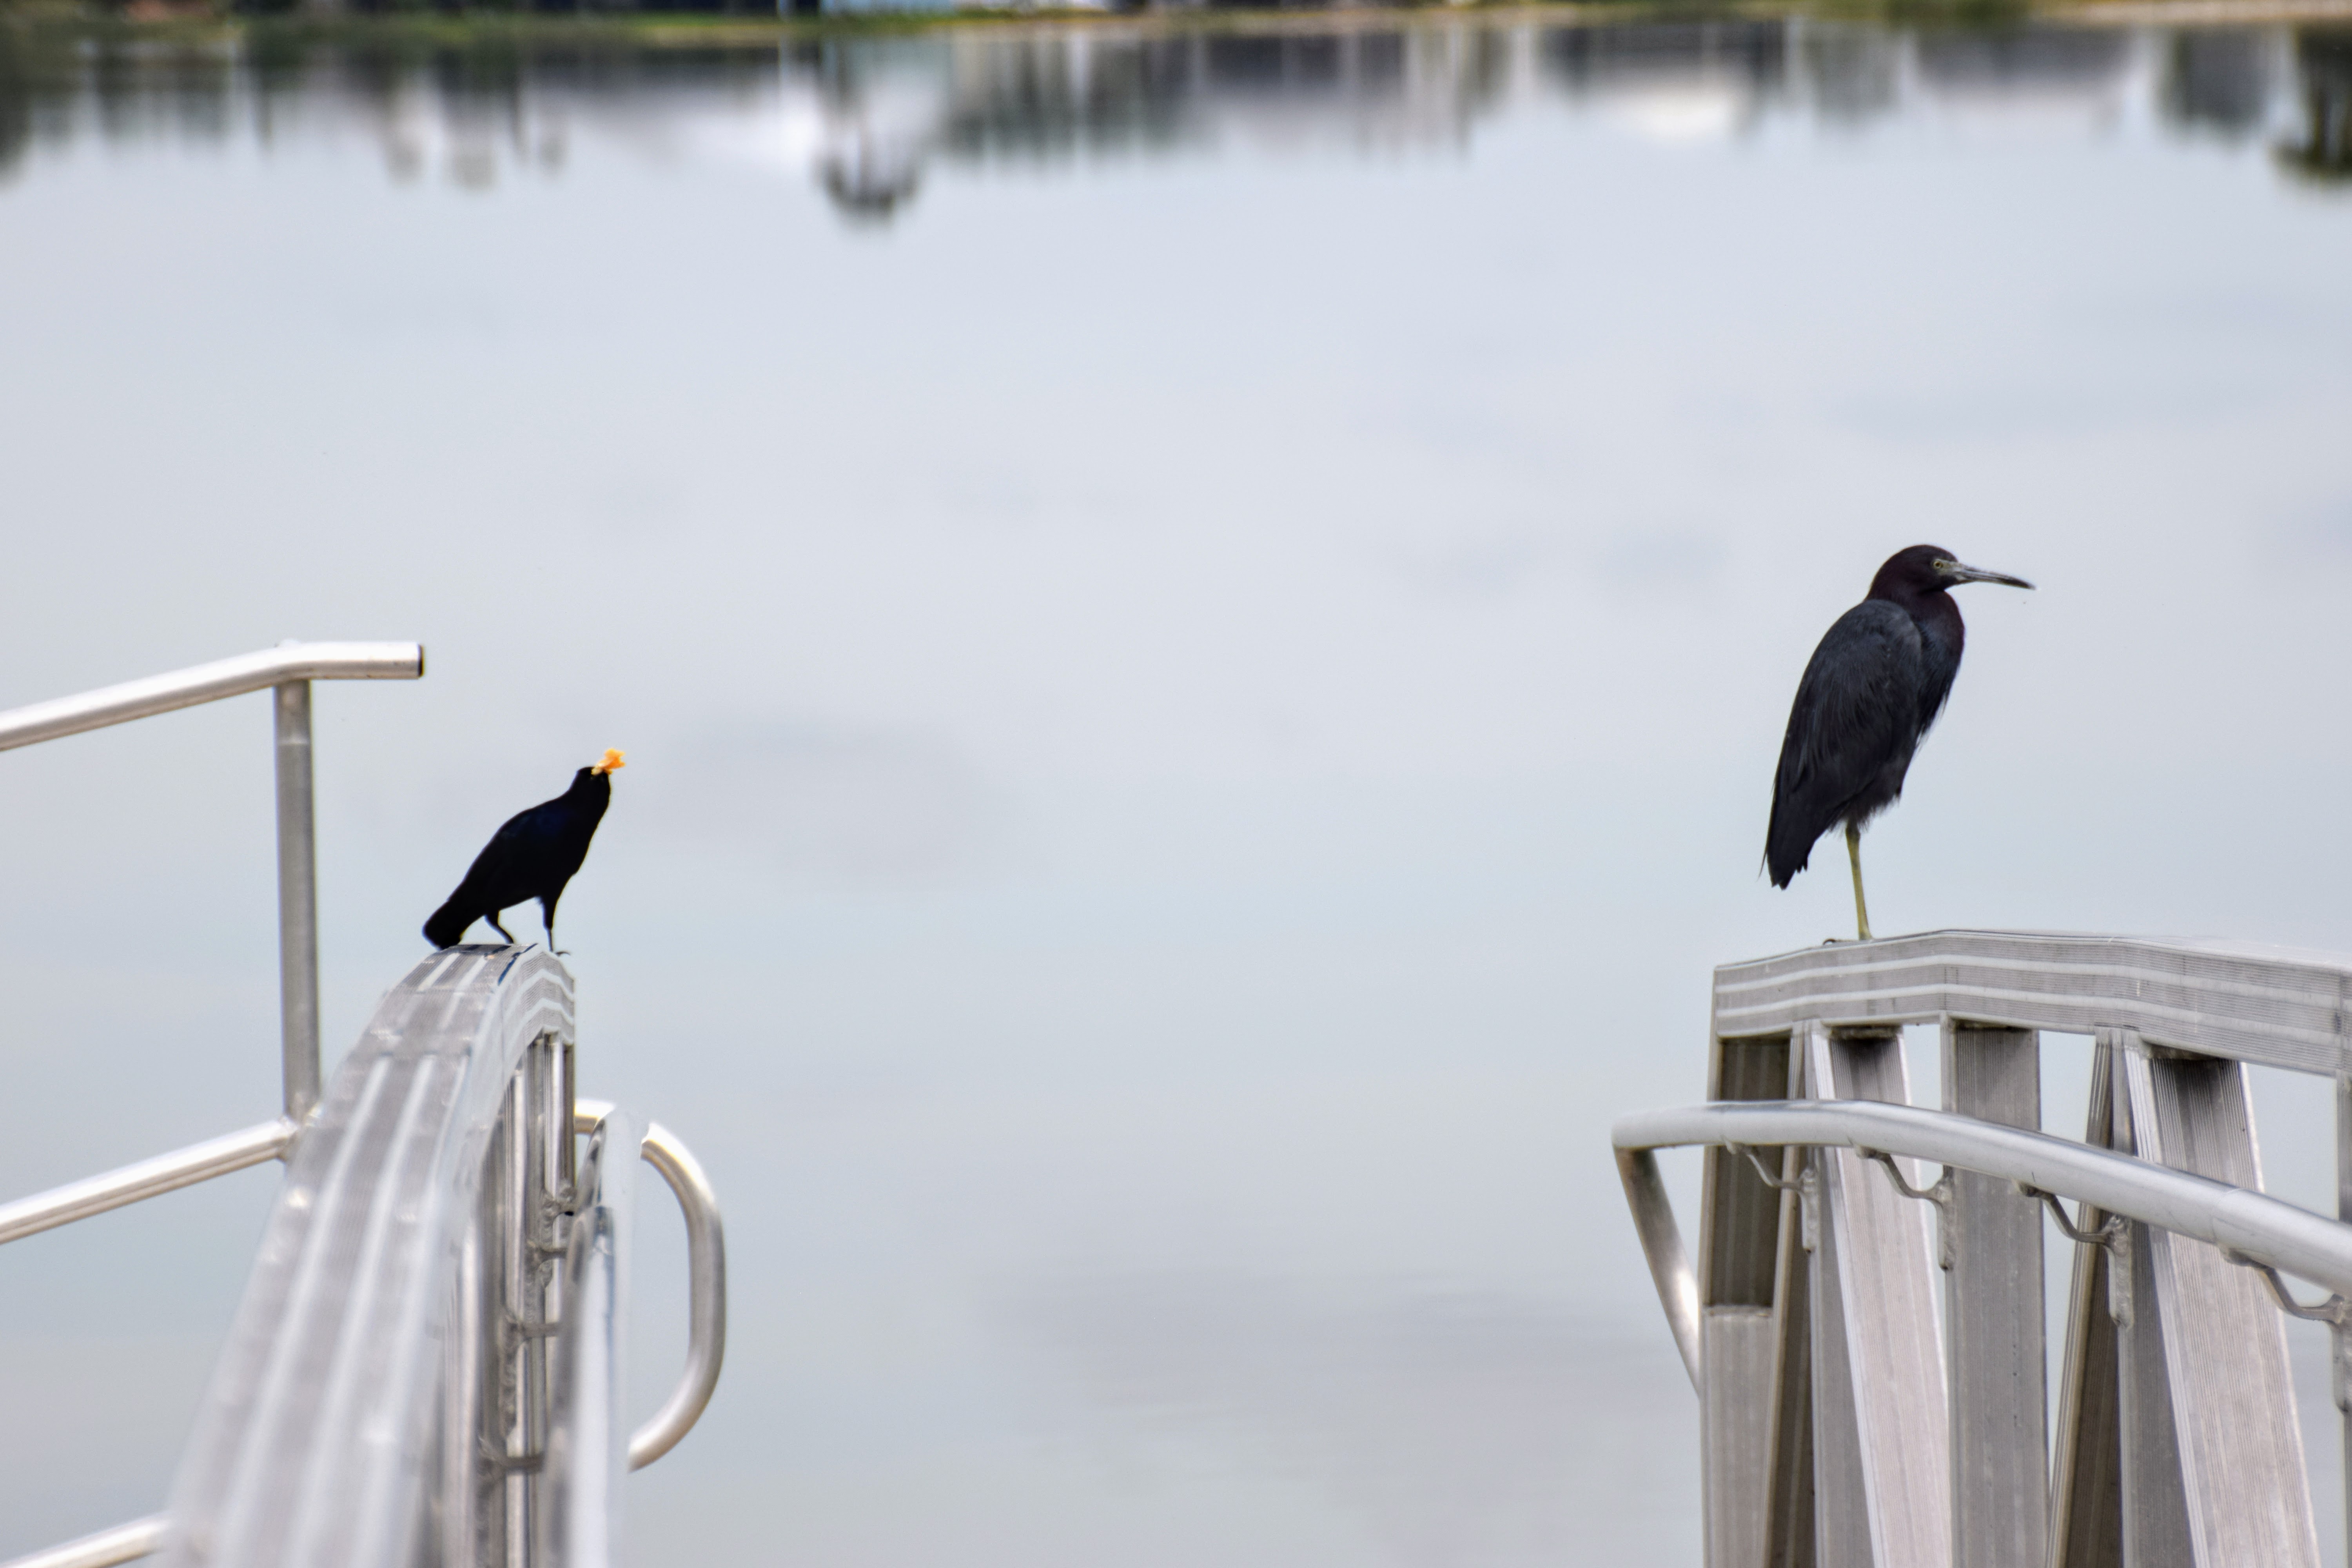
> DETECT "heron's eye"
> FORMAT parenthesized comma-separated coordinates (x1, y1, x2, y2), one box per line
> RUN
(1933, 558, 1957, 573)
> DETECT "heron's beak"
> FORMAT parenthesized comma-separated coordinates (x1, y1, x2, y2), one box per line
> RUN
(1948, 563, 2034, 590)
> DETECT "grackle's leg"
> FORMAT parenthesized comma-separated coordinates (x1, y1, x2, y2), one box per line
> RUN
(543, 894, 567, 956)
(488, 911, 519, 946)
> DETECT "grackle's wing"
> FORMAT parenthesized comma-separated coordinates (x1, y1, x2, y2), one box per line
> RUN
(442, 799, 565, 916)
(1764, 599, 1928, 887)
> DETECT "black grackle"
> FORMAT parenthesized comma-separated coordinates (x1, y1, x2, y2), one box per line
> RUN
(424, 749, 625, 952)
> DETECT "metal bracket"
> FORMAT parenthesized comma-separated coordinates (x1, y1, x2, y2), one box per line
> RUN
(478, 1441, 545, 1483)
(2015, 1182, 2134, 1324)
(2218, 1248, 2352, 1410)
(1727, 1142, 1801, 1192)
(2218, 1249, 2349, 1323)
(1728, 1143, 1820, 1252)
(2016, 1183, 2127, 1249)
(1862, 1147, 1958, 1270)
(506, 1314, 562, 1343)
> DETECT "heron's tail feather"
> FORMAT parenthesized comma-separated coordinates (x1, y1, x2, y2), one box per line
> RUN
(1764, 801, 1815, 889)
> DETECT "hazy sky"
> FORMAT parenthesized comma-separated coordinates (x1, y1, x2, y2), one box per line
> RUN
(2, 18, 2350, 1564)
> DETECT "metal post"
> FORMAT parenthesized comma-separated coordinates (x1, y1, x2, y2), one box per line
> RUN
(1940, 1023, 2044, 1568)
(2337, 1072, 2352, 1568)
(273, 680, 320, 1124)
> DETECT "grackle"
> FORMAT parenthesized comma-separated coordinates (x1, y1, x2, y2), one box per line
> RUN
(423, 749, 625, 951)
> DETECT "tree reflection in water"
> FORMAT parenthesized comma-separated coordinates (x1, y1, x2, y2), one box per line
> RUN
(4, 16, 2352, 213)
(2278, 27, 2352, 182)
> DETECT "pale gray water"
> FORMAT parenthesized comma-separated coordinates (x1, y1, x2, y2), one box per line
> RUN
(2, 13, 2351, 1563)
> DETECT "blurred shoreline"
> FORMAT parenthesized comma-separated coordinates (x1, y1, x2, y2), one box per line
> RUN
(7, 0, 2352, 41)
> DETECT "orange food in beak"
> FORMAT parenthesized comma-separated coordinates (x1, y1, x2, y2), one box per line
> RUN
(593, 748, 626, 775)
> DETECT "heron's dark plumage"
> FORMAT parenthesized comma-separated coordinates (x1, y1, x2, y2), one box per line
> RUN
(423, 766, 613, 950)
(1765, 546, 1976, 889)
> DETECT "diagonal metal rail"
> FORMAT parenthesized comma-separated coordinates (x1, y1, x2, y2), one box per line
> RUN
(0, 1120, 296, 1248)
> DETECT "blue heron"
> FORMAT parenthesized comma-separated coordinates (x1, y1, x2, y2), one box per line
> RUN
(1766, 546, 2033, 939)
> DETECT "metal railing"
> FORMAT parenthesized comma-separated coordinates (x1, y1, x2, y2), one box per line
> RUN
(539, 1108, 640, 1568)
(572, 1102, 728, 1473)
(0, 641, 425, 1123)
(1615, 929, 2352, 1568)
(0, 647, 727, 1568)
(1616, 1098, 2352, 1393)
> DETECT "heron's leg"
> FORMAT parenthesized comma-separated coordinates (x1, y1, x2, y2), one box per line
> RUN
(1845, 822, 1873, 942)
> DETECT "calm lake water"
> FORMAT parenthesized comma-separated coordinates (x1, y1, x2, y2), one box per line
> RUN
(3, 9, 2352, 1564)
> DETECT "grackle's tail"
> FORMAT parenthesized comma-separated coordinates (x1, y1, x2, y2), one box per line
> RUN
(423, 902, 475, 950)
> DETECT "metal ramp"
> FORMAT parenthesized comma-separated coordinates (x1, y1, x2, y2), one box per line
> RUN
(1616, 930, 2352, 1568)
(0, 648, 726, 1568)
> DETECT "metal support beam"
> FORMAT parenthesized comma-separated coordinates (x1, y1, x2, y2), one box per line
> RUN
(538, 1106, 642, 1568)
(1763, 1036, 1819, 1568)
(1940, 1024, 2044, 1568)
(2117, 1037, 2319, 1568)
(2049, 1038, 2123, 1568)
(2337, 1071, 2352, 1568)
(273, 680, 320, 1125)
(1806, 1026, 1951, 1568)
(1702, 1032, 1794, 1568)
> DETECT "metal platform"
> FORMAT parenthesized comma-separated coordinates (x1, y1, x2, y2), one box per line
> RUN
(1617, 930, 2352, 1568)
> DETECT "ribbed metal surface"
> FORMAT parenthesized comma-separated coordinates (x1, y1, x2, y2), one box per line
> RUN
(1711, 930, 2352, 1075)
(158, 947, 573, 1568)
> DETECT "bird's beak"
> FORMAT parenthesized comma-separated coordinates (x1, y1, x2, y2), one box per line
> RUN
(1947, 562, 2034, 590)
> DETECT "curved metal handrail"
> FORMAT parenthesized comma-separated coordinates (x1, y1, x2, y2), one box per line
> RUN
(574, 1100, 728, 1469)
(1613, 1098, 2352, 1392)
(0, 642, 422, 752)
(159, 946, 575, 1568)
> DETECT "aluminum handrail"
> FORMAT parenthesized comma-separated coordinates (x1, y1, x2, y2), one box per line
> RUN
(0, 1515, 165, 1568)
(540, 1107, 643, 1568)
(0, 642, 423, 752)
(575, 1100, 728, 1469)
(162, 946, 577, 1568)
(1612, 1098, 2352, 1392)
(0, 1119, 295, 1248)
(0, 641, 424, 1123)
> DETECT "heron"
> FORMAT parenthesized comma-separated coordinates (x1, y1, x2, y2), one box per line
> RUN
(1765, 546, 2032, 940)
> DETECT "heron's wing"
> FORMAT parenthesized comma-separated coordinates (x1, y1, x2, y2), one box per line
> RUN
(1765, 601, 1927, 886)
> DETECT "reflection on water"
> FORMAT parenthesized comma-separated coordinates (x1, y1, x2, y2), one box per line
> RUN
(2281, 26, 2352, 179)
(4, 16, 2351, 212)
